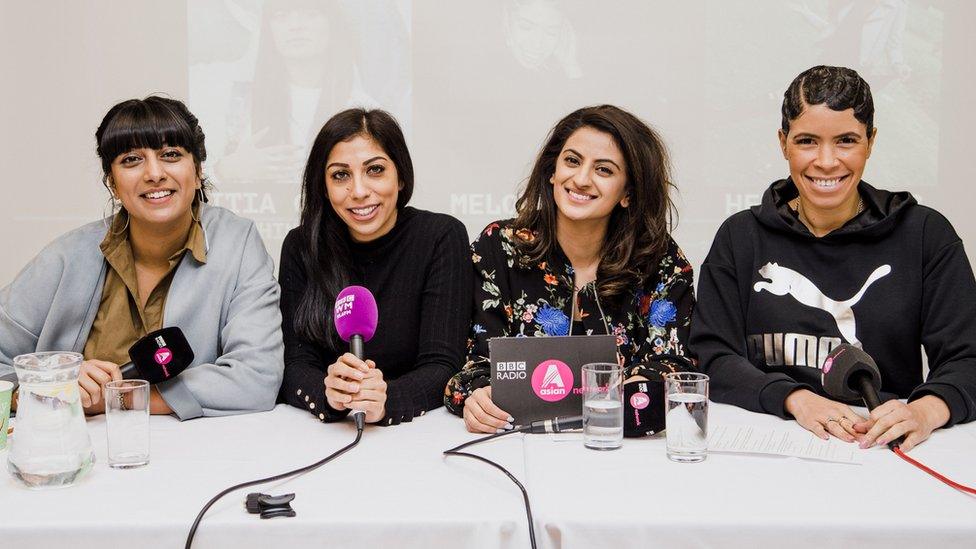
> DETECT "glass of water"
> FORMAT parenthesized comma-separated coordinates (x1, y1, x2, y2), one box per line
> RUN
(105, 380, 150, 469)
(582, 362, 623, 450)
(665, 372, 709, 462)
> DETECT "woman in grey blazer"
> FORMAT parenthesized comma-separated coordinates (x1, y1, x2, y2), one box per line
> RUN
(0, 96, 283, 420)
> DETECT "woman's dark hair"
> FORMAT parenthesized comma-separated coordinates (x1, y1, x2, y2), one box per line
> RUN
(95, 95, 211, 201)
(293, 108, 414, 349)
(781, 65, 874, 135)
(513, 104, 676, 303)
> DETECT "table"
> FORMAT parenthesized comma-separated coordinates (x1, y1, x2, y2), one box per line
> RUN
(2, 403, 974, 548)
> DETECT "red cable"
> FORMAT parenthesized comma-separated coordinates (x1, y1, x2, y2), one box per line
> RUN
(892, 446, 976, 495)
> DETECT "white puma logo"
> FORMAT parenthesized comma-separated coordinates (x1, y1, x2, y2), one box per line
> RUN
(753, 262, 891, 346)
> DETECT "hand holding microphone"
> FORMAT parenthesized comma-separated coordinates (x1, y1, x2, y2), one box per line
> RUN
(324, 354, 387, 422)
(79, 327, 194, 411)
(821, 344, 949, 451)
(853, 396, 949, 451)
(329, 286, 386, 424)
(78, 360, 123, 411)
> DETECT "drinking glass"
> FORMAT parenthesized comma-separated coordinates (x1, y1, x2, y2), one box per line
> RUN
(665, 372, 709, 463)
(105, 379, 150, 469)
(582, 362, 623, 450)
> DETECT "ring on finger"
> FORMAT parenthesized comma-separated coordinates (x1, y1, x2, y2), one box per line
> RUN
(826, 417, 839, 424)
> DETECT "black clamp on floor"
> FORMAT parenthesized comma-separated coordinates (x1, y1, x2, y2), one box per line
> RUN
(245, 493, 297, 519)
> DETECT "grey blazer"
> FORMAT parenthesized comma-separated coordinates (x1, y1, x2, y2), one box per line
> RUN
(0, 205, 284, 420)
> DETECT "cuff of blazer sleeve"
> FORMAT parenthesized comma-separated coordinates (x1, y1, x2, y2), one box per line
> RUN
(760, 379, 812, 420)
(910, 382, 970, 428)
(157, 377, 203, 420)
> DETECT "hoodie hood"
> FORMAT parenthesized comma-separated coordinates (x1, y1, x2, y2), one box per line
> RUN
(751, 178, 916, 241)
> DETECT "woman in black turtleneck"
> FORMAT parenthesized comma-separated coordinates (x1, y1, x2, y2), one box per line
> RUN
(278, 108, 472, 426)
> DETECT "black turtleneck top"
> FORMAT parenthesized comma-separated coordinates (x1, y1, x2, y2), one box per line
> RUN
(278, 207, 473, 425)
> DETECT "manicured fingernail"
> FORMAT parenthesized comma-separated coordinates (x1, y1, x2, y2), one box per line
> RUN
(496, 428, 507, 433)
(507, 416, 515, 423)
(877, 439, 887, 446)
(859, 441, 869, 449)
(504, 423, 513, 430)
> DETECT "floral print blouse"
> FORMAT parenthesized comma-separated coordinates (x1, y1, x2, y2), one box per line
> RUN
(444, 219, 695, 415)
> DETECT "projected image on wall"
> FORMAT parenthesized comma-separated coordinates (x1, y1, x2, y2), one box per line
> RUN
(188, 0, 411, 252)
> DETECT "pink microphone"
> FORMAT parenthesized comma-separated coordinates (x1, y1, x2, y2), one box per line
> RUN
(334, 285, 378, 360)
(334, 286, 378, 426)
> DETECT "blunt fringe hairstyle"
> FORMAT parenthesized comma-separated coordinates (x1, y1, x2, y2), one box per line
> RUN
(293, 108, 414, 349)
(513, 104, 676, 303)
(781, 65, 874, 136)
(95, 95, 210, 201)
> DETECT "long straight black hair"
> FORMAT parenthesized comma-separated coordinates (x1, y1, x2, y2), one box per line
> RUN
(293, 108, 414, 349)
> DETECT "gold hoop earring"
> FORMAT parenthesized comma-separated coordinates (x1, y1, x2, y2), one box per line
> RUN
(110, 209, 130, 236)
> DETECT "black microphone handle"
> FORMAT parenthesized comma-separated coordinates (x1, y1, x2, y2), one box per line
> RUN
(119, 362, 136, 379)
(347, 334, 366, 426)
(852, 371, 904, 449)
(350, 334, 364, 360)
(853, 372, 882, 411)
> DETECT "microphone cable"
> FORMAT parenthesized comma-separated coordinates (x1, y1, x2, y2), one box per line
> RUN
(443, 415, 584, 549)
(185, 412, 367, 548)
(890, 446, 976, 496)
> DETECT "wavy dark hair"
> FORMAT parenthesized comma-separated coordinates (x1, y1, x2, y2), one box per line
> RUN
(293, 108, 414, 349)
(513, 104, 676, 303)
(782, 65, 874, 135)
(95, 95, 211, 202)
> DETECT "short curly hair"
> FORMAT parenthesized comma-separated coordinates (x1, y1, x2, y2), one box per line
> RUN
(781, 65, 874, 136)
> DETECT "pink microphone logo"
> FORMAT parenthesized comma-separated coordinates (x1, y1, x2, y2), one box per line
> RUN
(154, 347, 173, 377)
(531, 359, 573, 402)
(154, 348, 172, 365)
(630, 392, 650, 410)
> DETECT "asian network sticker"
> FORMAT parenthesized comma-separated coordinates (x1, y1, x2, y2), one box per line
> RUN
(531, 359, 573, 402)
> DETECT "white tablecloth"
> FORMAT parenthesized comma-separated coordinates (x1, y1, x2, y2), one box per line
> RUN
(2, 403, 974, 548)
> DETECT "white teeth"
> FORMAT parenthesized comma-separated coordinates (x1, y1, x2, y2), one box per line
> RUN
(810, 177, 844, 188)
(351, 205, 378, 216)
(144, 190, 173, 199)
(568, 189, 594, 201)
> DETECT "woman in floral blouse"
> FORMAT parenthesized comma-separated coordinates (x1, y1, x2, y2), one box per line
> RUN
(444, 105, 695, 434)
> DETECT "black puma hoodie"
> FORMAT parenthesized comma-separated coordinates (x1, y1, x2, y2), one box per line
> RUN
(690, 178, 976, 426)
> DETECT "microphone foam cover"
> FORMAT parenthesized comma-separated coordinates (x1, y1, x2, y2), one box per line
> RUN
(127, 327, 194, 384)
(625, 355, 694, 437)
(821, 344, 881, 401)
(334, 286, 378, 343)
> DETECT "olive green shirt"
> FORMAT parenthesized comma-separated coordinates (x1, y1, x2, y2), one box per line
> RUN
(83, 216, 207, 365)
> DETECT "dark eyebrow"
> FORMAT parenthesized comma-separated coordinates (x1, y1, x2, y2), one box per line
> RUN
(834, 132, 862, 140)
(363, 156, 389, 165)
(564, 148, 622, 170)
(326, 162, 349, 170)
(791, 133, 817, 140)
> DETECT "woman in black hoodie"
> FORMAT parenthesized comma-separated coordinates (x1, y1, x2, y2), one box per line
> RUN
(690, 66, 976, 451)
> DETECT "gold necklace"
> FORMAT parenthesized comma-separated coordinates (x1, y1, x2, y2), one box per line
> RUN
(792, 196, 864, 228)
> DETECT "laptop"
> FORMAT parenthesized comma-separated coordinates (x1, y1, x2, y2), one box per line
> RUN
(489, 335, 618, 425)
